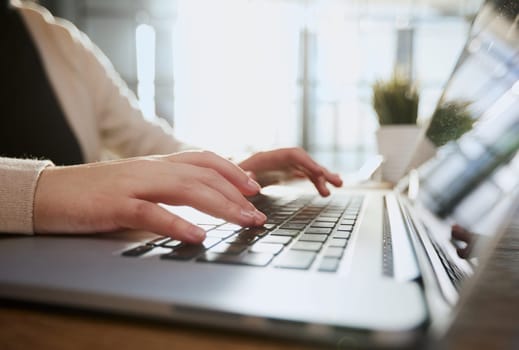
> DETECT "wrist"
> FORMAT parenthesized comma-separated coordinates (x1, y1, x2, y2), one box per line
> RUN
(33, 165, 60, 233)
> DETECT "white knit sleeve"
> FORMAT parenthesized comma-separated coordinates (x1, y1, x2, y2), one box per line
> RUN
(17, 1, 198, 161)
(73, 22, 196, 156)
(0, 157, 54, 234)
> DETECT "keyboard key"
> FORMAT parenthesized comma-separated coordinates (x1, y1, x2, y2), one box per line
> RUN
(198, 252, 274, 266)
(280, 223, 306, 230)
(122, 244, 154, 257)
(263, 223, 277, 230)
(217, 223, 243, 232)
(294, 214, 317, 220)
(197, 252, 240, 264)
(291, 241, 322, 252)
(209, 243, 247, 255)
(322, 210, 343, 215)
(270, 215, 289, 221)
(341, 219, 355, 225)
(162, 239, 182, 248)
(274, 251, 316, 270)
(241, 227, 269, 237)
(319, 213, 341, 219)
(332, 231, 351, 239)
(261, 235, 292, 245)
(311, 222, 335, 228)
(239, 252, 275, 266)
(226, 234, 260, 245)
(226, 228, 267, 245)
(161, 237, 221, 260)
(200, 237, 223, 248)
(288, 219, 312, 224)
(147, 236, 170, 246)
(161, 245, 205, 260)
(328, 238, 348, 248)
(206, 230, 235, 239)
(315, 217, 338, 223)
(343, 215, 357, 220)
(249, 243, 284, 255)
(337, 225, 353, 232)
(276, 210, 296, 215)
(305, 227, 332, 235)
(323, 247, 344, 258)
(298, 234, 327, 243)
(318, 257, 340, 272)
(270, 229, 299, 237)
(300, 208, 321, 213)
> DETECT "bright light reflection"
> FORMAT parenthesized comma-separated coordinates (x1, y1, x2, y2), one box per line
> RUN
(136, 23, 156, 120)
(173, 0, 301, 156)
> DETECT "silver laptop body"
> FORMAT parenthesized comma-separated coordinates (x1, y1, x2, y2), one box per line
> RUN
(1, 0, 518, 347)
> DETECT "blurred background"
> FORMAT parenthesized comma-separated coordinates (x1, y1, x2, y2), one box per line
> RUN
(39, 0, 483, 169)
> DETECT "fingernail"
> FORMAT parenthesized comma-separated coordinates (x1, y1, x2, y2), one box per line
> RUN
(247, 178, 261, 191)
(254, 210, 267, 223)
(241, 209, 256, 220)
(190, 227, 206, 240)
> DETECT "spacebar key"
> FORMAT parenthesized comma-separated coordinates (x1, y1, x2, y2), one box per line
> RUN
(274, 251, 316, 270)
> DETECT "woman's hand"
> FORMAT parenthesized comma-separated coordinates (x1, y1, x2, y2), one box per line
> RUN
(34, 151, 265, 243)
(239, 148, 343, 196)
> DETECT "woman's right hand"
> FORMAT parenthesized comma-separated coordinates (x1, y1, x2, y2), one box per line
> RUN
(33, 151, 266, 244)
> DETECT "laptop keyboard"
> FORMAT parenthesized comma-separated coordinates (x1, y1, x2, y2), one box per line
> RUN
(432, 240, 467, 291)
(122, 195, 364, 273)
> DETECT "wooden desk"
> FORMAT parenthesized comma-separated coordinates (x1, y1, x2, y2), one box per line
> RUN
(432, 207, 519, 350)
(0, 301, 319, 350)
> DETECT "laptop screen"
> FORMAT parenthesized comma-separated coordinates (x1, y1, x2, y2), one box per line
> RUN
(414, 0, 519, 257)
(423, 0, 519, 148)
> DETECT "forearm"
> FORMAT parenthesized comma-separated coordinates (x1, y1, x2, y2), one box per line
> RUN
(0, 157, 54, 234)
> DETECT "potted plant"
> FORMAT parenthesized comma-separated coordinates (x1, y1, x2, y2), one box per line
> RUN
(426, 101, 474, 147)
(372, 74, 422, 183)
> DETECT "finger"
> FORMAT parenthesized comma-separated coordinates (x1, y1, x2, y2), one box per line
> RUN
(131, 163, 263, 221)
(291, 169, 307, 179)
(290, 165, 330, 197)
(296, 167, 330, 197)
(285, 148, 324, 178)
(456, 247, 470, 259)
(117, 199, 206, 243)
(291, 153, 342, 188)
(135, 162, 261, 216)
(166, 151, 261, 196)
(284, 148, 342, 188)
(244, 171, 258, 182)
(255, 170, 290, 187)
(196, 167, 258, 212)
(313, 176, 331, 197)
(299, 164, 342, 189)
(176, 183, 266, 227)
(321, 168, 343, 187)
(451, 225, 472, 242)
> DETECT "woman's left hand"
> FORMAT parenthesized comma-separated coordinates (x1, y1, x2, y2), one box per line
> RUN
(238, 148, 343, 196)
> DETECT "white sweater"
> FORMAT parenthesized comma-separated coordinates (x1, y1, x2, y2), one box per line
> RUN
(0, 1, 191, 234)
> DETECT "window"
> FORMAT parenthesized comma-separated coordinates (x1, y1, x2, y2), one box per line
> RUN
(53, 0, 482, 169)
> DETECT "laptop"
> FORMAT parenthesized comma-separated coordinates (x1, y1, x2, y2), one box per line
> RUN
(1, 0, 518, 347)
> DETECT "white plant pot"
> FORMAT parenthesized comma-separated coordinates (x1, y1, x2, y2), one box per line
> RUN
(376, 125, 423, 184)
(407, 136, 437, 171)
